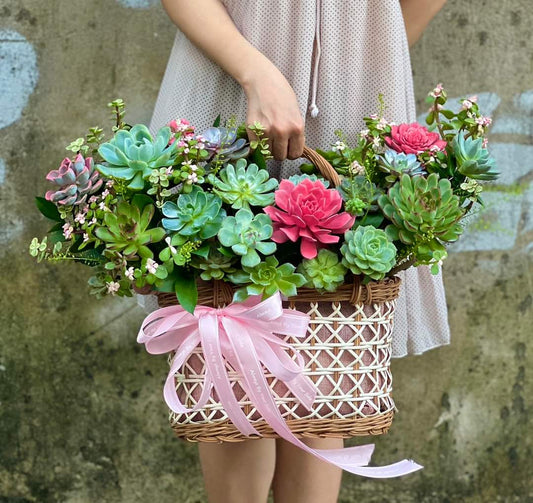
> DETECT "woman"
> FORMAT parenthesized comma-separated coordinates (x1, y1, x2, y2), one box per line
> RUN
(147, 1, 448, 502)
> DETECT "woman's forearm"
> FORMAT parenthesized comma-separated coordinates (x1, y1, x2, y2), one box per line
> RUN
(400, 0, 447, 46)
(160, 0, 275, 91)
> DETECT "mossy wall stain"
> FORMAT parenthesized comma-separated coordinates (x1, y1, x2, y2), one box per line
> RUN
(1, 0, 532, 501)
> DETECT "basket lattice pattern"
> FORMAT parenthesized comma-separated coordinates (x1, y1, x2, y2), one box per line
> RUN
(164, 296, 397, 442)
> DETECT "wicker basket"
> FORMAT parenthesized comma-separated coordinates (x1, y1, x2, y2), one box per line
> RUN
(155, 146, 402, 443)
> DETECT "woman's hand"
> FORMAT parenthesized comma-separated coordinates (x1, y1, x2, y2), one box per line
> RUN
(242, 68, 305, 161)
(161, 0, 305, 162)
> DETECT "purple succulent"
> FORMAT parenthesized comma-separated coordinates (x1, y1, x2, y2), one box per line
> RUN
(45, 154, 103, 206)
(201, 127, 250, 161)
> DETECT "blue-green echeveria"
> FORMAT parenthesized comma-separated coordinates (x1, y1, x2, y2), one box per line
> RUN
(378, 150, 426, 183)
(208, 158, 278, 209)
(161, 186, 226, 242)
(452, 131, 499, 180)
(230, 255, 306, 302)
(297, 249, 348, 292)
(97, 125, 178, 189)
(288, 173, 330, 188)
(341, 225, 397, 280)
(191, 247, 238, 281)
(217, 208, 276, 267)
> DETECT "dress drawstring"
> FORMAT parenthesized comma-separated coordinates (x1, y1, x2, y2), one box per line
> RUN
(309, 0, 322, 118)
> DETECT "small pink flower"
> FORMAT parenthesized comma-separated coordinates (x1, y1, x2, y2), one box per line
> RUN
(125, 266, 135, 281)
(168, 119, 194, 145)
(264, 179, 355, 259)
(106, 281, 120, 295)
(429, 83, 444, 98)
(62, 223, 74, 239)
(468, 95, 478, 103)
(385, 123, 447, 155)
(74, 212, 86, 224)
(461, 100, 473, 111)
(145, 258, 159, 275)
(376, 117, 388, 131)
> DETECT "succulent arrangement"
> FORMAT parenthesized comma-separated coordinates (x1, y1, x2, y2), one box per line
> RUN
(30, 87, 498, 312)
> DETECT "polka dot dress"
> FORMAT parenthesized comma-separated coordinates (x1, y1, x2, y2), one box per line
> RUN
(143, 0, 451, 358)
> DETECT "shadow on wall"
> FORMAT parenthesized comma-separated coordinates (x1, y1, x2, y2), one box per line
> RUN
(419, 90, 533, 258)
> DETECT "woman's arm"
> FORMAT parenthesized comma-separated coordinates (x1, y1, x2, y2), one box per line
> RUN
(400, 0, 447, 46)
(160, 0, 305, 160)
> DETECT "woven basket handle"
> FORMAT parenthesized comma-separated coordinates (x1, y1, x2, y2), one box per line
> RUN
(301, 146, 341, 187)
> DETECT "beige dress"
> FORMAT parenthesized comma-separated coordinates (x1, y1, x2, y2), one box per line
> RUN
(145, 0, 451, 357)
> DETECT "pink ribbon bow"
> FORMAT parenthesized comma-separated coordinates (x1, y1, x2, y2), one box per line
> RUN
(138, 292, 423, 478)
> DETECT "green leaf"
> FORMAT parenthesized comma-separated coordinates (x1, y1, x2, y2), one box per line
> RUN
(35, 197, 63, 222)
(174, 271, 198, 314)
(132, 194, 155, 212)
(358, 214, 385, 229)
(441, 109, 456, 120)
(212, 114, 221, 127)
(48, 221, 63, 232)
(249, 147, 267, 171)
(48, 230, 67, 245)
(75, 248, 106, 266)
(191, 244, 210, 259)
(233, 287, 249, 303)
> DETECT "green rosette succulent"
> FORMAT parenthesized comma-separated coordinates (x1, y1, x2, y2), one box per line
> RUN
(217, 208, 276, 267)
(452, 131, 499, 181)
(161, 186, 226, 243)
(208, 158, 278, 209)
(97, 125, 178, 190)
(338, 176, 382, 217)
(341, 225, 397, 280)
(95, 201, 165, 259)
(230, 256, 306, 302)
(378, 173, 464, 247)
(191, 247, 238, 281)
(297, 249, 348, 292)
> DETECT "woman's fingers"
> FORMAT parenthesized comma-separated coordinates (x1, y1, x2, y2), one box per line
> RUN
(287, 130, 305, 160)
(271, 136, 289, 161)
(269, 122, 305, 161)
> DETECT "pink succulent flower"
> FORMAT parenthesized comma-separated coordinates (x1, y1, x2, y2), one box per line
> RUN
(45, 155, 102, 206)
(385, 123, 447, 155)
(264, 179, 355, 259)
(167, 118, 195, 145)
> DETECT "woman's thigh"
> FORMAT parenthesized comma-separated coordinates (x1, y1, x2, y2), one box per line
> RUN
(272, 437, 343, 503)
(198, 438, 276, 503)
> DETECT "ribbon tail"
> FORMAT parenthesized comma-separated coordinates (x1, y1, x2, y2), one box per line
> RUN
(256, 338, 316, 411)
(223, 318, 421, 477)
(199, 315, 259, 437)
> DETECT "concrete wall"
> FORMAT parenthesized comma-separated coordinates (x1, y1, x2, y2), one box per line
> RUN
(1, 0, 531, 501)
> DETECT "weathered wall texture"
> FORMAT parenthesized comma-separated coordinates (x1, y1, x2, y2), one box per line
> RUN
(1, 1, 531, 501)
